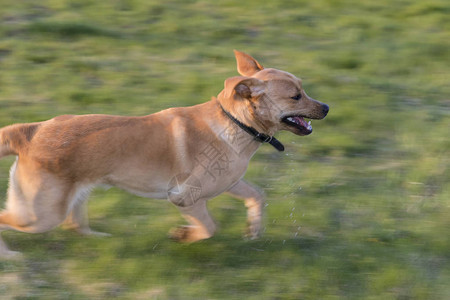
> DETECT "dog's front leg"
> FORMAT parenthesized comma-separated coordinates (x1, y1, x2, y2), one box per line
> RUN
(226, 180, 264, 239)
(170, 200, 216, 243)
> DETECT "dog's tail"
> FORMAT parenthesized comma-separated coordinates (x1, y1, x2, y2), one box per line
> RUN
(0, 123, 40, 158)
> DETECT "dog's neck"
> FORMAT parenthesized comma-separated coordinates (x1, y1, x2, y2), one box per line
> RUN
(216, 92, 278, 134)
(214, 98, 284, 152)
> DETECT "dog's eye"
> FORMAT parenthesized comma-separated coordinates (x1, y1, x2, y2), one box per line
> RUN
(291, 94, 302, 101)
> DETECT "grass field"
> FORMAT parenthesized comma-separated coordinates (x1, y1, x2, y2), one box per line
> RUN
(0, 0, 449, 299)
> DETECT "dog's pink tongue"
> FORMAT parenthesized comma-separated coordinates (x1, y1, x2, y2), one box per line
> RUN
(293, 116, 308, 127)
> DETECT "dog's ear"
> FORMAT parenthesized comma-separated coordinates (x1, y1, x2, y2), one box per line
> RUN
(234, 50, 264, 76)
(223, 76, 265, 100)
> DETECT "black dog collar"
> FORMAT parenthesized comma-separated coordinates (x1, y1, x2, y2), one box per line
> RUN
(218, 102, 284, 152)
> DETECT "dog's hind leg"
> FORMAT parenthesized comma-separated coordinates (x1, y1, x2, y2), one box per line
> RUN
(226, 179, 264, 239)
(61, 188, 110, 237)
(170, 200, 216, 243)
(0, 160, 71, 258)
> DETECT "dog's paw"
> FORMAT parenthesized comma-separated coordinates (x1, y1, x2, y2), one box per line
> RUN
(169, 226, 193, 243)
(169, 225, 213, 243)
(0, 249, 23, 260)
(245, 221, 262, 240)
(77, 228, 111, 237)
(87, 230, 112, 237)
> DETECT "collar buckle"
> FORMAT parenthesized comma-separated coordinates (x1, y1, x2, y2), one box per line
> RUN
(256, 133, 272, 143)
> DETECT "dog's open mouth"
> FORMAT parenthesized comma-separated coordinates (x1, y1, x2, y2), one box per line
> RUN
(282, 115, 313, 135)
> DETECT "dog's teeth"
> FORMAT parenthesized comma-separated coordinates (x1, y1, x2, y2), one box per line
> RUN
(287, 117, 294, 122)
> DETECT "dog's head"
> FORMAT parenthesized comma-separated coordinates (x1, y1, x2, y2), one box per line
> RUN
(217, 50, 329, 136)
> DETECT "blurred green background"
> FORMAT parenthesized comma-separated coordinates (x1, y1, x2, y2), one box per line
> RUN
(0, 0, 449, 299)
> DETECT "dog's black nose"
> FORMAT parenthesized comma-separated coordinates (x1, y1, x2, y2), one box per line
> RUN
(322, 104, 329, 116)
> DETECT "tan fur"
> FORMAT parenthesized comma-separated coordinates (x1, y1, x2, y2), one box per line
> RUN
(0, 50, 328, 258)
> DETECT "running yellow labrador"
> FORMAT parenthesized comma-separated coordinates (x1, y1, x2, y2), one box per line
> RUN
(0, 50, 328, 258)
